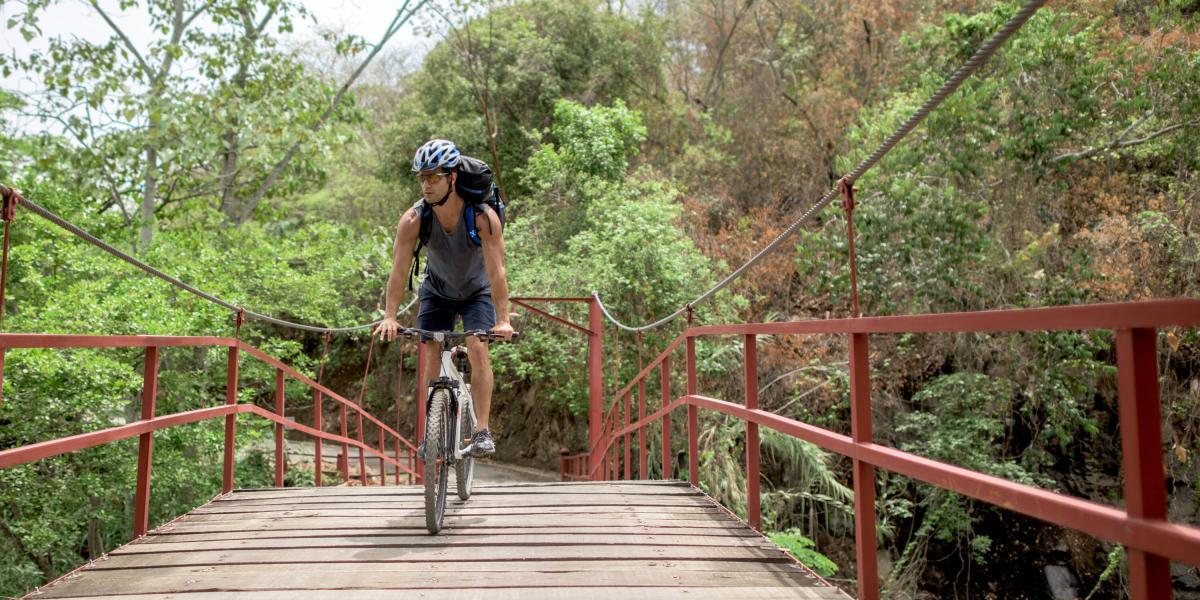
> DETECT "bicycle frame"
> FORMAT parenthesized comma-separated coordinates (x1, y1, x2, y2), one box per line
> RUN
(427, 344, 478, 462)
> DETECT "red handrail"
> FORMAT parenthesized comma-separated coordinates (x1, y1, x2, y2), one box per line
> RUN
(0, 334, 419, 538)
(574, 297, 1200, 600)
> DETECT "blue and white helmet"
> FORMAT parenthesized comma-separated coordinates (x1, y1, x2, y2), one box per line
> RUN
(412, 139, 461, 172)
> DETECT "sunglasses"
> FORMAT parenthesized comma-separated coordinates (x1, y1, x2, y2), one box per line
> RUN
(417, 171, 450, 184)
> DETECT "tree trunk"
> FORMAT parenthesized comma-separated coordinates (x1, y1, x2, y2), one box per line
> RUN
(218, 128, 241, 221)
(86, 495, 103, 559)
(141, 146, 157, 247)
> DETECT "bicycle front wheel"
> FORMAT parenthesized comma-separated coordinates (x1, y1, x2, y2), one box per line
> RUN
(424, 388, 451, 534)
(455, 401, 476, 501)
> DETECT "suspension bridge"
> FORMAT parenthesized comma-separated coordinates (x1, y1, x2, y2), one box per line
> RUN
(3, 0, 1200, 597)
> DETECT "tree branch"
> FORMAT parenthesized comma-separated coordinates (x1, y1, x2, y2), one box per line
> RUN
(1051, 113, 1199, 163)
(702, 0, 757, 108)
(44, 110, 134, 226)
(237, 0, 429, 224)
(88, 0, 152, 79)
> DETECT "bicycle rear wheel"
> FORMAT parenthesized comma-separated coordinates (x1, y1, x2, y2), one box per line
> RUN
(424, 388, 451, 534)
(455, 401, 476, 501)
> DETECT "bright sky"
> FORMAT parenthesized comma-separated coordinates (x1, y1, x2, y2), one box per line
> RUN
(0, 0, 437, 91)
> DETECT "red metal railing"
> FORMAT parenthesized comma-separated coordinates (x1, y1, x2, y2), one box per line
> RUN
(565, 298, 1200, 600)
(0, 334, 419, 538)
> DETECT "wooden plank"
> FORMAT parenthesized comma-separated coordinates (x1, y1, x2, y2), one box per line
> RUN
(160, 516, 746, 532)
(84, 559, 812, 574)
(228, 484, 700, 496)
(200, 496, 716, 510)
(36, 565, 824, 598)
(31, 481, 849, 600)
(180, 506, 729, 519)
(149, 526, 762, 541)
(31, 587, 845, 600)
(216, 487, 705, 501)
(120, 533, 779, 553)
(94, 544, 793, 568)
(229, 481, 694, 496)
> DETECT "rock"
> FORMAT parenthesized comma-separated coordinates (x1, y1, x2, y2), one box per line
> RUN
(1170, 485, 1196, 522)
(876, 550, 894, 580)
(1175, 566, 1200, 589)
(1044, 565, 1080, 600)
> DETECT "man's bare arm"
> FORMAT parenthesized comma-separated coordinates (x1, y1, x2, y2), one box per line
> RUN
(376, 208, 421, 340)
(477, 208, 511, 335)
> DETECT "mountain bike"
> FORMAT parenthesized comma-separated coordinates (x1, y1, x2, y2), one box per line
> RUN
(398, 327, 517, 534)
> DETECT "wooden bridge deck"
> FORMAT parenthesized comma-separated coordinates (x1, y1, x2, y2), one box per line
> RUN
(28, 481, 847, 599)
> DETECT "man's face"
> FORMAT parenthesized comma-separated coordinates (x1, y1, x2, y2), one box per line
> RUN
(418, 169, 452, 200)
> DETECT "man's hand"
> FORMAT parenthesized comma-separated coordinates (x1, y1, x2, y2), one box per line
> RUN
(374, 317, 402, 341)
(492, 320, 514, 341)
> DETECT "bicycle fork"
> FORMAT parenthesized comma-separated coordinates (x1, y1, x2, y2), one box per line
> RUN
(424, 381, 475, 460)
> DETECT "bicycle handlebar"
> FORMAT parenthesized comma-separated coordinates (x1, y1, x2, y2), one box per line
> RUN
(397, 328, 521, 343)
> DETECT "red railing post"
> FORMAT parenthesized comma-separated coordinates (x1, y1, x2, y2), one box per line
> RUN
(274, 368, 285, 488)
(1116, 328, 1170, 600)
(396, 339, 406, 484)
(0, 185, 18, 333)
(222, 343, 240, 494)
(314, 331, 330, 487)
(416, 342, 427, 481)
(378, 426, 385, 486)
(744, 334, 761, 531)
(357, 412, 367, 485)
(393, 438, 402, 485)
(623, 392, 631, 480)
(686, 308, 699, 488)
(602, 415, 610, 481)
(133, 346, 159, 537)
(637, 333, 647, 479)
(0, 188, 12, 413)
(638, 378, 647, 480)
(338, 404, 349, 482)
(313, 387, 323, 487)
(588, 297, 604, 480)
(661, 355, 672, 479)
(850, 332, 879, 600)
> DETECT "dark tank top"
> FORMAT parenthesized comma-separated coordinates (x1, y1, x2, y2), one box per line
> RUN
(418, 200, 491, 301)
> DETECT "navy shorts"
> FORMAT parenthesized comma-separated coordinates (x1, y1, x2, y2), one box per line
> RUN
(416, 287, 496, 340)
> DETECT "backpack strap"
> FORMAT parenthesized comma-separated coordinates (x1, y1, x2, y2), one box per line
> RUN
(465, 204, 482, 247)
(408, 202, 434, 291)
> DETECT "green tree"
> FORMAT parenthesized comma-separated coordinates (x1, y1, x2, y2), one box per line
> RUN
(383, 0, 664, 198)
(1, 0, 428, 238)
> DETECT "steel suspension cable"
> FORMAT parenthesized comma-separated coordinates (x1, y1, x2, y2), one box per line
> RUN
(593, 0, 1047, 333)
(16, 196, 415, 333)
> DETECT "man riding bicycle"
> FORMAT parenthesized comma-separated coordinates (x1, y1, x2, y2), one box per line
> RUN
(374, 139, 514, 457)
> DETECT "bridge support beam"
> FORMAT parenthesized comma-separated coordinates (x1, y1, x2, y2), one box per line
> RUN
(1116, 328, 1170, 600)
(850, 332, 879, 600)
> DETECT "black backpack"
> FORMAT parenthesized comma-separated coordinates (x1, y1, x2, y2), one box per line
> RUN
(408, 155, 507, 290)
